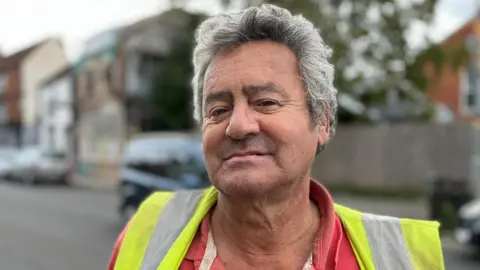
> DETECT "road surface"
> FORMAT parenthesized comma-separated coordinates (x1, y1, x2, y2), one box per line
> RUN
(0, 182, 478, 270)
(0, 182, 121, 270)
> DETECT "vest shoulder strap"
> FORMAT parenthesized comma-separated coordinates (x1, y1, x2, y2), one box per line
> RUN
(335, 204, 444, 270)
(115, 191, 175, 270)
(116, 187, 217, 270)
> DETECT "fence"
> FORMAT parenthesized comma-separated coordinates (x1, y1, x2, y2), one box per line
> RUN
(311, 123, 478, 195)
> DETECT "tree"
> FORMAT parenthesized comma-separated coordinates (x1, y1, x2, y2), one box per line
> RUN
(149, 11, 207, 131)
(217, 0, 445, 122)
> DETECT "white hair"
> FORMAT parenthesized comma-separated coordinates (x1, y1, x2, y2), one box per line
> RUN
(191, 4, 338, 140)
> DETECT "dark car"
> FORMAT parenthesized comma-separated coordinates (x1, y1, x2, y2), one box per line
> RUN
(118, 133, 210, 223)
(455, 198, 480, 249)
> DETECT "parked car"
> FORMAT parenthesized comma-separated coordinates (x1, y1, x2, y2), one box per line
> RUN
(455, 198, 480, 250)
(118, 133, 210, 223)
(0, 148, 17, 180)
(10, 147, 69, 185)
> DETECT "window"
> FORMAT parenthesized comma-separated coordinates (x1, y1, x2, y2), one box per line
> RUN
(48, 125, 55, 150)
(105, 64, 114, 88)
(461, 34, 480, 115)
(0, 102, 6, 123)
(85, 71, 94, 97)
(0, 73, 6, 94)
(48, 100, 55, 116)
(17, 148, 42, 164)
(137, 54, 163, 94)
(44, 151, 66, 161)
(461, 61, 480, 114)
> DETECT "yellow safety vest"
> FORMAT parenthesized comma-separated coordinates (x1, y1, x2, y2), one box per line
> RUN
(115, 187, 445, 270)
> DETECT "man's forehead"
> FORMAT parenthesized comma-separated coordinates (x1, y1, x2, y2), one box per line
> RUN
(204, 52, 275, 82)
(205, 49, 298, 92)
(205, 41, 298, 78)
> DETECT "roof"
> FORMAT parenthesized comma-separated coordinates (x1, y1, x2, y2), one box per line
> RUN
(40, 66, 72, 88)
(440, 9, 480, 46)
(0, 42, 42, 71)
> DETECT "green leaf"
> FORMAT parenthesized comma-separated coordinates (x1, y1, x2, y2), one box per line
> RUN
(148, 11, 208, 131)
(216, 0, 444, 122)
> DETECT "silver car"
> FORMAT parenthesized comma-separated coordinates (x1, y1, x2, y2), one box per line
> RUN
(11, 148, 69, 185)
(0, 148, 16, 180)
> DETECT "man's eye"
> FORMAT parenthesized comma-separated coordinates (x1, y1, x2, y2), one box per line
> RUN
(210, 108, 228, 117)
(256, 100, 279, 107)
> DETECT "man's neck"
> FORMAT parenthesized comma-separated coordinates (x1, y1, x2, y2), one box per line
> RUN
(211, 180, 320, 269)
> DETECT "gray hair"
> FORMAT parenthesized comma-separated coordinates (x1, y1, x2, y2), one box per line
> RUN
(191, 4, 338, 140)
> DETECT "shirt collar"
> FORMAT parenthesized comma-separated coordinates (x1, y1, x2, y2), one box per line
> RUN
(184, 180, 338, 265)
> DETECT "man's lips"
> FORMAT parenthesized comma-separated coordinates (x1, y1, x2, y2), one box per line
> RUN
(225, 150, 270, 160)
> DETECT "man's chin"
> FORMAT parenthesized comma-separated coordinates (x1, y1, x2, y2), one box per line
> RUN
(213, 173, 282, 197)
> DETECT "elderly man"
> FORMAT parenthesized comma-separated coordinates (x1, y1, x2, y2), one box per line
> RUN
(109, 4, 444, 270)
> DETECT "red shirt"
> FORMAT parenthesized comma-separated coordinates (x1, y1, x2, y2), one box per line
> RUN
(108, 182, 360, 270)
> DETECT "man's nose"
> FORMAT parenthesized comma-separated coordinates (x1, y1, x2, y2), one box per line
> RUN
(225, 105, 260, 140)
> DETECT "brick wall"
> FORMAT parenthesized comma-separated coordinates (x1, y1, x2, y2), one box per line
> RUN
(427, 64, 461, 118)
(5, 69, 20, 123)
(427, 18, 480, 123)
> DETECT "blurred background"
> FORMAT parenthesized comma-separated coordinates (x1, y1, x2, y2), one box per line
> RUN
(1, 0, 480, 269)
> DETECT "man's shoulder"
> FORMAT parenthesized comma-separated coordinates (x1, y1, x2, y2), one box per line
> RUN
(334, 203, 440, 230)
(335, 204, 443, 267)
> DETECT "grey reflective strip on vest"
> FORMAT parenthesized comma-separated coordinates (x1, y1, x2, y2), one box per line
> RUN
(139, 193, 415, 270)
(362, 213, 414, 270)
(140, 189, 205, 270)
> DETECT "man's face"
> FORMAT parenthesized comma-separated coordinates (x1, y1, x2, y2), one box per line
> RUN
(202, 41, 329, 197)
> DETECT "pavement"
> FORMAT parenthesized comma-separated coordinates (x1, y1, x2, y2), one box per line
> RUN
(0, 182, 478, 270)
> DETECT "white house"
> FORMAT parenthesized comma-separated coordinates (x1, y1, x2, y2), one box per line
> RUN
(20, 38, 69, 145)
(39, 67, 74, 154)
(0, 38, 68, 147)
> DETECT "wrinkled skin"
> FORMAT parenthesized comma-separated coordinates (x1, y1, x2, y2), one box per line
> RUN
(201, 41, 329, 199)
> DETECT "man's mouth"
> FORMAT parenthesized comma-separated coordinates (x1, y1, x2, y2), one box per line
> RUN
(226, 150, 269, 160)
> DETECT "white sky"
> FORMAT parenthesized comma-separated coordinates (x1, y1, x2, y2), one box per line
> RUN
(0, 0, 478, 61)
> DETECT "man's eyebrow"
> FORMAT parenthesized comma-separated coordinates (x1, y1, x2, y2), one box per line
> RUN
(242, 83, 288, 99)
(204, 90, 233, 107)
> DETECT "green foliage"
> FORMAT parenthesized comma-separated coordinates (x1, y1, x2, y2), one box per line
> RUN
(447, 39, 472, 69)
(153, 0, 465, 125)
(405, 44, 444, 92)
(219, 0, 449, 122)
(407, 38, 471, 93)
(149, 12, 206, 131)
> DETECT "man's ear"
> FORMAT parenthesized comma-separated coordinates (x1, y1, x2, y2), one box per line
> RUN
(316, 113, 330, 155)
(316, 125, 329, 155)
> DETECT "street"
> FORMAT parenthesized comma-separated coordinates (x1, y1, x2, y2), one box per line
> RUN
(0, 183, 478, 270)
(0, 183, 121, 270)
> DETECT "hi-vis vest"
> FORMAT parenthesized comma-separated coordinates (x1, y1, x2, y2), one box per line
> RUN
(115, 187, 445, 270)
